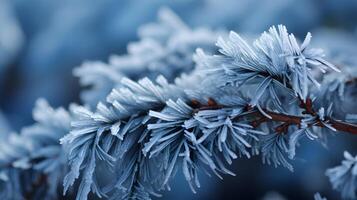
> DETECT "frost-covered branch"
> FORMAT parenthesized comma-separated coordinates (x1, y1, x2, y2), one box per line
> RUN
(2, 10, 357, 198)
(193, 98, 357, 135)
(59, 23, 357, 200)
(0, 99, 73, 199)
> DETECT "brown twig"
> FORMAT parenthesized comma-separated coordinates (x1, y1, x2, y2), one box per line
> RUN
(299, 98, 316, 116)
(250, 116, 268, 128)
(253, 109, 357, 134)
(192, 98, 357, 135)
(191, 98, 223, 113)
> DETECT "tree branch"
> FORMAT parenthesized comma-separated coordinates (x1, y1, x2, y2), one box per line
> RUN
(192, 98, 357, 135)
(252, 109, 357, 135)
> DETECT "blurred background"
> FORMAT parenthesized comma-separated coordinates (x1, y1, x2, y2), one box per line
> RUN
(1, 0, 357, 199)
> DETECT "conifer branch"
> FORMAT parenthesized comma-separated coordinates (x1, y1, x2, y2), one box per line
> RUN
(194, 98, 357, 135)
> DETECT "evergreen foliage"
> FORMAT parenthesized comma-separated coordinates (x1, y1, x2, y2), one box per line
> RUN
(0, 8, 356, 200)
